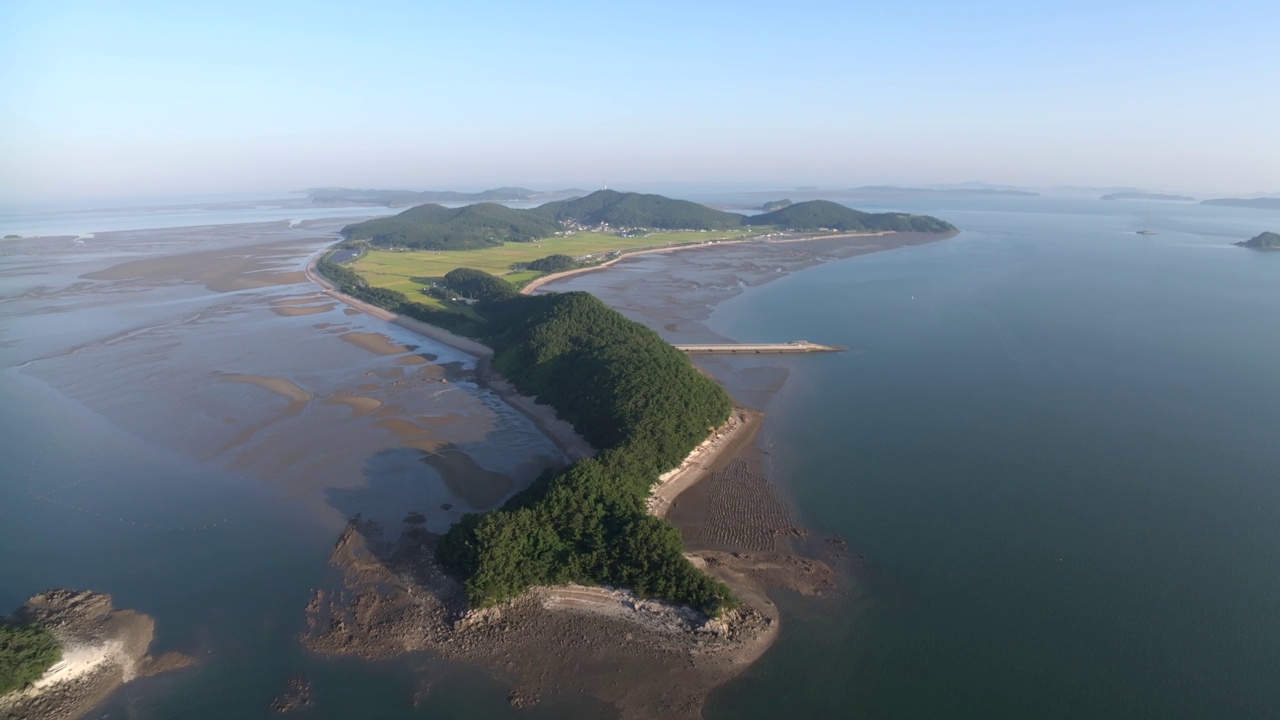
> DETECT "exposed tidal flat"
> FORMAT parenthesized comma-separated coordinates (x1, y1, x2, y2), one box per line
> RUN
(1, 217, 580, 718)
(3, 194, 1280, 718)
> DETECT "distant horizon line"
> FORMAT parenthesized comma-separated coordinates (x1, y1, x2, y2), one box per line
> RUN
(3, 182, 1278, 213)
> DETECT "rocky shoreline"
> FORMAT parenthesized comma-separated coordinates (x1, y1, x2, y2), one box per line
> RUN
(0, 590, 192, 720)
(302, 513, 832, 718)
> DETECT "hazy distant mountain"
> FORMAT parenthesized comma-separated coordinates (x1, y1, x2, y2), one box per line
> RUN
(1102, 192, 1196, 202)
(758, 199, 793, 212)
(1235, 231, 1280, 249)
(340, 202, 560, 250)
(849, 185, 1039, 197)
(1202, 198, 1280, 210)
(306, 187, 581, 206)
(745, 199, 956, 233)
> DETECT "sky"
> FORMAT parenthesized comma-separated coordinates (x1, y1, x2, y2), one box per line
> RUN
(2, 0, 1278, 203)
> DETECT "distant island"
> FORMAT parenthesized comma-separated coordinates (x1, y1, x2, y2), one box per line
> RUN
(1202, 198, 1280, 210)
(848, 185, 1039, 197)
(1235, 231, 1280, 250)
(1102, 192, 1195, 202)
(759, 199, 792, 212)
(305, 186, 585, 207)
(340, 189, 957, 250)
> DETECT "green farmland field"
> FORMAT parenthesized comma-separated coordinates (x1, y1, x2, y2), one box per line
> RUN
(349, 229, 763, 296)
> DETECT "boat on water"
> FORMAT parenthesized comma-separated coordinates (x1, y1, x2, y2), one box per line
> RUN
(1136, 230, 1158, 235)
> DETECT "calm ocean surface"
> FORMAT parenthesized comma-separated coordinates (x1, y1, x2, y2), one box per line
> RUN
(698, 196, 1280, 719)
(2, 195, 1278, 718)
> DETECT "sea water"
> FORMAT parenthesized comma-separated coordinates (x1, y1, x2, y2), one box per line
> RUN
(696, 196, 1280, 719)
(3, 194, 1279, 718)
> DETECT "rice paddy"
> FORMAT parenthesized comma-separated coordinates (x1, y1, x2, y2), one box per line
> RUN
(349, 229, 762, 296)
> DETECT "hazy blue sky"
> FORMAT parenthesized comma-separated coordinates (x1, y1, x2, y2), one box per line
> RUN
(2, 0, 1277, 202)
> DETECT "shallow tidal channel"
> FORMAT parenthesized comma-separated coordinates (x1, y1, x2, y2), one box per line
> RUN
(0, 219, 597, 718)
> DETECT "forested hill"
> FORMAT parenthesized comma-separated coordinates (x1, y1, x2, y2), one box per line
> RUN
(529, 189, 744, 230)
(340, 203, 560, 250)
(316, 260, 739, 613)
(340, 190, 956, 249)
(747, 199, 957, 233)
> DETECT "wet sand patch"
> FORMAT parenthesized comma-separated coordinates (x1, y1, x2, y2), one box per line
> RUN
(413, 413, 468, 428)
(340, 331, 411, 356)
(324, 395, 383, 418)
(272, 295, 329, 306)
(698, 459, 796, 551)
(82, 238, 317, 293)
(420, 448, 514, 510)
(217, 373, 312, 405)
(272, 300, 336, 317)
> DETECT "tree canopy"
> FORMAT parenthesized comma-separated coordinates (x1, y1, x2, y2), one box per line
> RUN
(0, 622, 61, 696)
(522, 254, 580, 273)
(437, 291, 736, 613)
(530, 190, 745, 230)
(747, 199, 957, 233)
(341, 203, 560, 250)
(442, 268, 519, 302)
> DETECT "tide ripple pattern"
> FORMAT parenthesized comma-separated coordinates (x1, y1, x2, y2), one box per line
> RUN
(698, 458, 794, 551)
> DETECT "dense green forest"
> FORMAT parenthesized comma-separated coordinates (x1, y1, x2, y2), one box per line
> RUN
(530, 189, 744, 230)
(441, 268, 520, 301)
(0, 622, 61, 695)
(746, 199, 957, 233)
(438, 291, 735, 613)
(759, 199, 792, 212)
(340, 203, 560, 250)
(319, 256, 737, 613)
(339, 190, 956, 249)
(522, 254, 580, 272)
